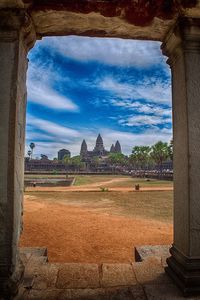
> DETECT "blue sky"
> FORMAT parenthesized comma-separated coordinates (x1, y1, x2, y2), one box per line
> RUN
(26, 36, 172, 158)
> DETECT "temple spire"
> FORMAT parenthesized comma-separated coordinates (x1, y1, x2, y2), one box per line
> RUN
(114, 140, 122, 153)
(94, 134, 104, 152)
(110, 144, 115, 153)
(80, 139, 88, 157)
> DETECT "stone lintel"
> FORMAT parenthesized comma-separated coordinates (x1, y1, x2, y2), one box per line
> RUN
(0, 1, 30, 9)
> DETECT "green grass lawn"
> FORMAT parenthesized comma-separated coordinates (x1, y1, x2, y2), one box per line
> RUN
(71, 175, 173, 188)
(25, 174, 173, 189)
(71, 175, 126, 186)
(103, 178, 172, 188)
(25, 190, 173, 223)
(25, 174, 66, 179)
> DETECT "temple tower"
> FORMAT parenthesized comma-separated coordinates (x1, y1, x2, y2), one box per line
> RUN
(110, 144, 115, 153)
(114, 141, 122, 153)
(94, 134, 105, 152)
(80, 139, 88, 157)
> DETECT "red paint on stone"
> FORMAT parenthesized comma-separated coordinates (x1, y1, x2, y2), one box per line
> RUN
(30, 0, 197, 27)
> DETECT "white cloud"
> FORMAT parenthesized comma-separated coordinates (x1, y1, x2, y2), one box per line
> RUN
(26, 115, 96, 158)
(99, 77, 171, 105)
(27, 115, 80, 140)
(136, 105, 172, 116)
(103, 128, 172, 153)
(26, 114, 172, 158)
(26, 131, 55, 141)
(100, 128, 172, 155)
(27, 82, 79, 111)
(119, 115, 171, 127)
(37, 36, 165, 68)
(111, 99, 172, 118)
(27, 55, 79, 111)
(25, 141, 82, 159)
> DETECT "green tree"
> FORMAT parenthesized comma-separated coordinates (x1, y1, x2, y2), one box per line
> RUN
(29, 142, 35, 159)
(108, 153, 126, 166)
(168, 139, 173, 160)
(62, 155, 72, 171)
(151, 141, 170, 174)
(40, 154, 48, 160)
(62, 154, 71, 164)
(92, 156, 101, 169)
(130, 146, 151, 169)
(71, 155, 85, 171)
(27, 150, 32, 159)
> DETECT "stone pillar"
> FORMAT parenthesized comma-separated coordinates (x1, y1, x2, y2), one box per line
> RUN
(162, 17, 200, 295)
(0, 9, 36, 299)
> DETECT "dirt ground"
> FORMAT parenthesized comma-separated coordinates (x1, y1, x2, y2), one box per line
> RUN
(20, 194, 173, 263)
(26, 186, 173, 192)
(26, 177, 173, 192)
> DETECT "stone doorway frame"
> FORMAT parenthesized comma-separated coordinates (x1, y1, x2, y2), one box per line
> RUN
(1, 2, 200, 298)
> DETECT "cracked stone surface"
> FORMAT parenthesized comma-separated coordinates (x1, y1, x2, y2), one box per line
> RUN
(13, 247, 200, 299)
(56, 263, 100, 289)
(101, 263, 136, 288)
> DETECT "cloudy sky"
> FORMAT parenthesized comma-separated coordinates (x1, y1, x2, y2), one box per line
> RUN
(26, 36, 172, 158)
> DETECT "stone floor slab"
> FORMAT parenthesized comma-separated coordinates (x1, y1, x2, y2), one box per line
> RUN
(101, 263, 137, 287)
(26, 289, 68, 300)
(15, 246, 200, 300)
(32, 263, 59, 290)
(56, 263, 100, 289)
(70, 288, 107, 300)
(133, 257, 171, 285)
(144, 284, 200, 300)
(21, 287, 146, 300)
(106, 286, 146, 300)
(23, 256, 50, 285)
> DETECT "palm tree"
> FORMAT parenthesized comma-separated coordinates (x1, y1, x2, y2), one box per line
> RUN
(108, 153, 126, 173)
(29, 142, 35, 159)
(151, 141, 169, 177)
(71, 155, 85, 172)
(92, 156, 101, 170)
(130, 146, 151, 171)
(108, 153, 126, 166)
(27, 150, 32, 159)
(168, 139, 173, 161)
(62, 155, 71, 171)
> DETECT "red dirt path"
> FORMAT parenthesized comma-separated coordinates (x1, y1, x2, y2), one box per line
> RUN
(26, 186, 173, 192)
(20, 196, 173, 263)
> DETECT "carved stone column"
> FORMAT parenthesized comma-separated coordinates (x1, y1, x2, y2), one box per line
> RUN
(162, 17, 200, 295)
(0, 9, 36, 299)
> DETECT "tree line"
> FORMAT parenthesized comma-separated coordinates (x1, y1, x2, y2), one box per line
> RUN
(27, 140, 173, 171)
(61, 140, 173, 171)
(129, 140, 173, 170)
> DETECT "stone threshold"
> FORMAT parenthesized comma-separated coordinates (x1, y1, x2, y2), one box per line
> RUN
(14, 246, 200, 300)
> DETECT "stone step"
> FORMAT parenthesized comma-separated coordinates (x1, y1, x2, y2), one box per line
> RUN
(134, 245, 170, 267)
(20, 247, 48, 258)
(20, 247, 48, 265)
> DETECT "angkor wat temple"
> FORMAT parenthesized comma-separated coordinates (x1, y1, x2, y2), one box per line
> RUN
(80, 134, 122, 159)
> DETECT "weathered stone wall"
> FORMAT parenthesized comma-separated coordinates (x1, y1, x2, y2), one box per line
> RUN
(0, 1, 199, 41)
(0, 9, 36, 298)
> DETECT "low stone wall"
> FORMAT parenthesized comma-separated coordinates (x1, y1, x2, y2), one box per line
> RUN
(24, 177, 74, 187)
(131, 172, 173, 181)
